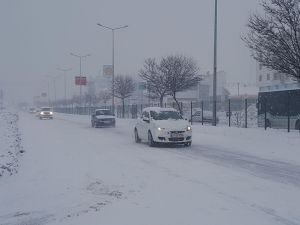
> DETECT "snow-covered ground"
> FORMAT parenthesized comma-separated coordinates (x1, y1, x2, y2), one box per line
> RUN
(0, 112, 300, 225)
(0, 110, 24, 177)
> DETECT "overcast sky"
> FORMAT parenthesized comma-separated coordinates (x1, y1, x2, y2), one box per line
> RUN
(0, 0, 261, 104)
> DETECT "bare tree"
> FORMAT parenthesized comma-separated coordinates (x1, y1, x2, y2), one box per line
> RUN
(71, 95, 80, 106)
(243, 0, 300, 81)
(114, 75, 135, 118)
(139, 58, 169, 106)
(84, 92, 97, 107)
(160, 55, 200, 114)
(98, 90, 111, 107)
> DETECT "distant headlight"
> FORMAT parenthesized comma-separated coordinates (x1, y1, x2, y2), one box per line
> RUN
(157, 127, 165, 131)
(186, 126, 192, 131)
(49, 112, 53, 115)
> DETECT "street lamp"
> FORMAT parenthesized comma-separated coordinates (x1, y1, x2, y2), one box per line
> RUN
(70, 53, 91, 107)
(213, 0, 218, 126)
(97, 23, 128, 113)
(57, 67, 72, 106)
(45, 75, 59, 106)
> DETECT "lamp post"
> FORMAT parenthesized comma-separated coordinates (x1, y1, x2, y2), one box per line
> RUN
(45, 75, 59, 106)
(97, 23, 128, 113)
(57, 67, 72, 106)
(70, 53, 91, 107)
(213, 0, 218, 126)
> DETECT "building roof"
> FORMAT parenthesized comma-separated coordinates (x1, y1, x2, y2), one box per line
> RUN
(227, 85, 259, 97)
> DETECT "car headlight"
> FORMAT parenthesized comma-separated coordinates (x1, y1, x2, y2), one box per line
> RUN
(186, 126, 192, 131)
(49, 112, 53, 115)
(40, 112, 44, 115)
(157, 127, 165, 131)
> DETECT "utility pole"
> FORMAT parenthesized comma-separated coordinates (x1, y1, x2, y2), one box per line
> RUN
(70, 53, 90, 107)
(213, 0, 218, 126)
(97, 23, 128, 114)
(57, 68, 72, 106)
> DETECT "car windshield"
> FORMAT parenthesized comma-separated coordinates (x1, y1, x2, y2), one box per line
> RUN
(41, 108, 51, 111)
(151, 110, 182, 120)
(96, 110, 113, 116)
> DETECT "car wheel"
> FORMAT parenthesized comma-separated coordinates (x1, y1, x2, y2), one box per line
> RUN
(266, 119, 271, 128)
(91, 121, 94, 127)
(295, 120, 300, 130)
(184, 142, 191, 147)
(148, 131, 155, 147)
(134, 128, 141, 143)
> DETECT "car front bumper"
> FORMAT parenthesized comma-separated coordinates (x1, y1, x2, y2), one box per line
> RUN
(95, 120, 115, 127)
(39, 115, 53, 119)
(153, 130, 192, 144)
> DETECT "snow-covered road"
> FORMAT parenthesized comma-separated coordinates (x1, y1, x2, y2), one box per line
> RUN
(1, 112, 300, 225)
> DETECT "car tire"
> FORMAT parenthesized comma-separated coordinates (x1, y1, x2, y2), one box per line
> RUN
(266, 119, 271, 128)
(295, 120, 300, 130)
(148, 131, 155, 147)
(184, 142, 191, 147)
(134, 128, 141, 143)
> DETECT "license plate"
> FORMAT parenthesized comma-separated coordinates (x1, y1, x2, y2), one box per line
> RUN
(171, 133, 184, 138)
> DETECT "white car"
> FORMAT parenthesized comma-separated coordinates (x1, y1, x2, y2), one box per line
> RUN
(134, 107, 192, 147)
(38, 107, 54, 119)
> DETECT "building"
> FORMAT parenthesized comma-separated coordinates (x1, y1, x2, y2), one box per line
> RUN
(166, 71, 229, 103)
(257, 65, 300, 92)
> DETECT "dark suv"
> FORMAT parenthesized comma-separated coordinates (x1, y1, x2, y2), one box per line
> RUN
(91, 109, 115, 127)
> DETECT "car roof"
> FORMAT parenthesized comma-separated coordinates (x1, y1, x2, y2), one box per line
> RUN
(95, 108, 111, 111)
(142, 107, 177, 113)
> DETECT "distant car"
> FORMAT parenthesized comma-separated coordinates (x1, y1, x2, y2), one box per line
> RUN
(29, 108, 36, 114)
(38, 107, 53, 119)
(91, 109, 115, 128)
(134, 107, 192, 147)
(191, 110, 219, 124)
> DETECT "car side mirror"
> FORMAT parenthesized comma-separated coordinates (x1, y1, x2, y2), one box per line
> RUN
(143, 116, 150, 123)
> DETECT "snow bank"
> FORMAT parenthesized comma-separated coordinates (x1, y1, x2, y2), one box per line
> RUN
(0, 110, 24, 177)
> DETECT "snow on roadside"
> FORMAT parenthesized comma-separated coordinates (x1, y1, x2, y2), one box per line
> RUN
(0, 110, 24, 177)
(55, 112, 300, 165)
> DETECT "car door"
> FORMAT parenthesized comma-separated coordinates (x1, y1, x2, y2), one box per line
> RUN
(139, 111, 150, 140)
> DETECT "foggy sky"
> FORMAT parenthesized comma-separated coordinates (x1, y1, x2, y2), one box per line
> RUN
(0, 0, 261, 104)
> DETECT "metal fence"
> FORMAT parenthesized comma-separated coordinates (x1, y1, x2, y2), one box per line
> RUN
(54, 97, 300, 132)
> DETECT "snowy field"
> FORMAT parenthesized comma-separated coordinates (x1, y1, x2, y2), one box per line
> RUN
(1, 111, 300, 225)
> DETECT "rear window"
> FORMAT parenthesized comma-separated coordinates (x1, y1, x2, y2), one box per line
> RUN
(41, 107, 51, 111)
(96, 110, 113, 116)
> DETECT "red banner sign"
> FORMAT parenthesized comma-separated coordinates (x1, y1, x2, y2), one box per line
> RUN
(75, 76, 87, 85)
